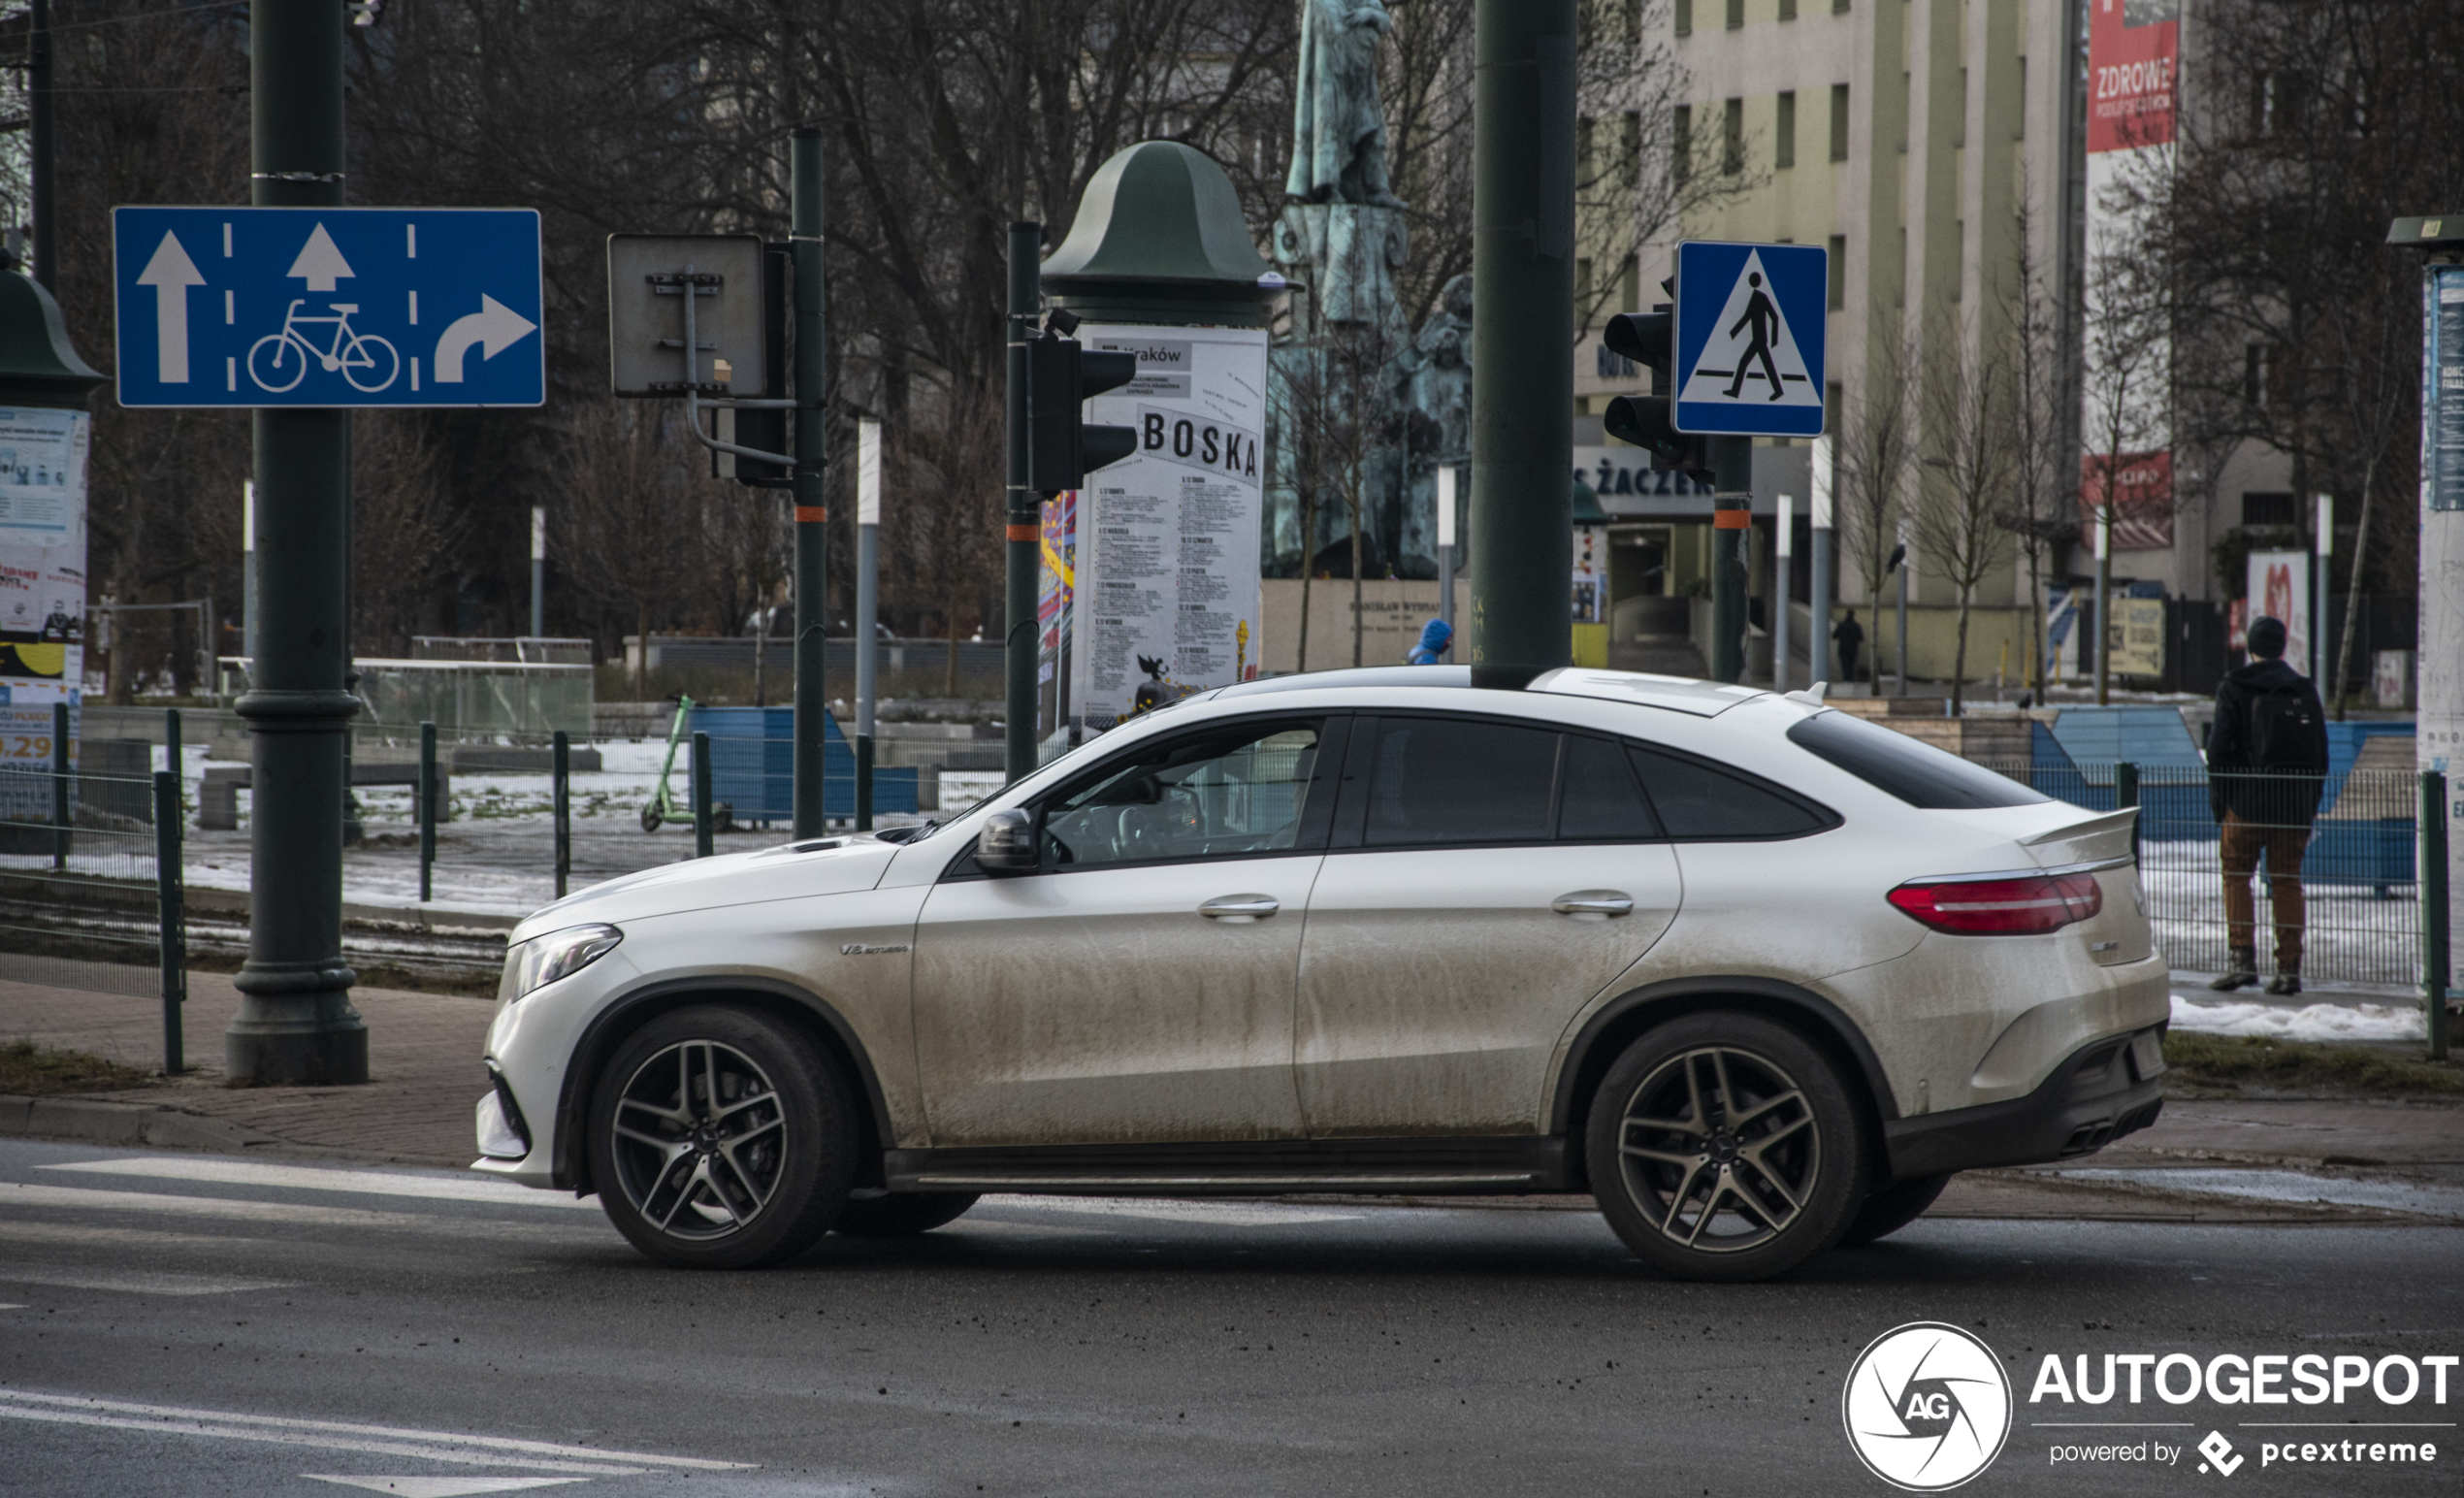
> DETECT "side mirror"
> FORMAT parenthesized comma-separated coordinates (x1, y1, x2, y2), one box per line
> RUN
(977, 808, 1038, 874)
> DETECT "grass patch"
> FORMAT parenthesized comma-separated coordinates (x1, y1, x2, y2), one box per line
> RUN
(0, 1039, 154, 1094)
(2163, 1031, 2463, 1097)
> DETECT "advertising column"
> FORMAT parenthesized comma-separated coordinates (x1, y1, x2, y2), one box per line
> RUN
(0, 405, 87, 813)
(2078, 0, 2179, 576)
(1067, 326, 1268, 733)
(2420, 257, 2464, 1000)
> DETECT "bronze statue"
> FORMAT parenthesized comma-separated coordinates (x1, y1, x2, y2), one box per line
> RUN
(1285, 0, 1407, 209)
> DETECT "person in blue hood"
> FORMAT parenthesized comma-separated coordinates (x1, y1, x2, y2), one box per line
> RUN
(1407, 618, 1452, 665)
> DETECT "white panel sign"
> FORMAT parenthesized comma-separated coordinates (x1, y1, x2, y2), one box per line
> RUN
(1070, 325, 1268, 733)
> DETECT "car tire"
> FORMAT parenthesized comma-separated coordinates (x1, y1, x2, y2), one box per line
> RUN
(1587, 1011, 1871, 1283)
(585, 1003, 855, 1269)
(832, 1191, 979, 1238)
(1839, 1173, 1953, 1247)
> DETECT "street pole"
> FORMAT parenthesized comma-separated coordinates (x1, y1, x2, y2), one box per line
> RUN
(1809, 433, 1833, 685)
(855, 417, 880, 830)
(530, 505, 545, 640)
(1895, 557, 1909, 697)
(226, 0, 366, 1086)
(27, 0, 52, 294)
(1005, 222, 1041, 780)
(790, 128, 828, 838)
(1773, 492, 1793, 693)
(1708, 438, 1752, 683)
(1469, 0, 1575, 689)
(2093, 505, 2112, 705)
(2314, 491, 2333, 694)
(1436, 465, 1457, 637)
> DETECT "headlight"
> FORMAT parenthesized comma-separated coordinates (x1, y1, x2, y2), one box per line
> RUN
(503, 923, 622, 1002)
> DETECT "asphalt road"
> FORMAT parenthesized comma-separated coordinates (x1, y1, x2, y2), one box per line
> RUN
(0, 1138, 2456, 1497)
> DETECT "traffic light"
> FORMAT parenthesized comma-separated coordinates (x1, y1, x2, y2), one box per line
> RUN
(1601, 304, 1711, 482)
(1026, 311, 1138, 496)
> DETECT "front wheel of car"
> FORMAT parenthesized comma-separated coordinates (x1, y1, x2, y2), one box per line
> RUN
(1587, 1012, 1871, 1283)
(585, 1004, 855, 1269)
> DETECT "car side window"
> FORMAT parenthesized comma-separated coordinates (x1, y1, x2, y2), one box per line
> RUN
(1040, 720, 1322, 869)
(1559, 733, 1664, 840)
(1627, 742, 1833, 840)
(1362, 716, 1559, 847)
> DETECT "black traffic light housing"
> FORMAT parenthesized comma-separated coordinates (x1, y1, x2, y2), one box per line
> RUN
(1027, 311, 1139, 496)
(1600, 303, 1712, 483)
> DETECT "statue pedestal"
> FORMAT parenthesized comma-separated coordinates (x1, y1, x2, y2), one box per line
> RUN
(1275, 201, 1410, 337)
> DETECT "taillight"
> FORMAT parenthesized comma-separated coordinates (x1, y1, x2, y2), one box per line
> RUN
(1887, 871, 2103, 934)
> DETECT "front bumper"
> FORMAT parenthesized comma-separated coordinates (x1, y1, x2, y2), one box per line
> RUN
(1881, 1026, 2166, 1180)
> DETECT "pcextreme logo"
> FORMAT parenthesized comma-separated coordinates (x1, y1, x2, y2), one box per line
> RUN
(1843, 1322, 2015, 1491)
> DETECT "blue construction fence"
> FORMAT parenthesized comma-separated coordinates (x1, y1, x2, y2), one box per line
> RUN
(687, 706, 918, 827)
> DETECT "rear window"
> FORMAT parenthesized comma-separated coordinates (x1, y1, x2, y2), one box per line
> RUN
(1786, 711, 2049, 809)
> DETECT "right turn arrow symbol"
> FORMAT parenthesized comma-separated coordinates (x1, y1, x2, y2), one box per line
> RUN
(432, 295, 538, 383)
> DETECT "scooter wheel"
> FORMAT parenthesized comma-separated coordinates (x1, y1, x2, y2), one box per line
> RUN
(640, 804, 663, 833)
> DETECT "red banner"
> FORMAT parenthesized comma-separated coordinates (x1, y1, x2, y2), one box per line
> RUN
(2087, 0, 2179, 156)
(2080, 449, 2175, 551)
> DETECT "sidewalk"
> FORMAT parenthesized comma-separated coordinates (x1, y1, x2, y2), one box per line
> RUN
(0, 969, 2454, 1217)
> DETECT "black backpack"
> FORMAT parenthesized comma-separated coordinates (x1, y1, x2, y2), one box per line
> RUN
(2248, 682, 2325, 771)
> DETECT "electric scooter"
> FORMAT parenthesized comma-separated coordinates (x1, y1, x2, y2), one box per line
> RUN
(639, 696, 734, 833)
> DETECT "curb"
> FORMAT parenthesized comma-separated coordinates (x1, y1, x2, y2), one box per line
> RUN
(0, 1092, 284, 1154)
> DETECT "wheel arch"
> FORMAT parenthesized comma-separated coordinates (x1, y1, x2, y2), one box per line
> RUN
(1549, 976, 1899, 1191)
(552, 974, 893, 1195)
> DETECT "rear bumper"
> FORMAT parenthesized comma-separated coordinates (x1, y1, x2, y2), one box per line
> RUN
(1881, 1026, 2166, 1180)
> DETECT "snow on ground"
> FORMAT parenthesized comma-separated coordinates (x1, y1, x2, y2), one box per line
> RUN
(2168, 993, 2428, 1042)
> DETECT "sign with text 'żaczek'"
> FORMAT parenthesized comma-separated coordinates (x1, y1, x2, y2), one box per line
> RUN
(1673, 240, 1827, 438)
(111, 207, 543, 408)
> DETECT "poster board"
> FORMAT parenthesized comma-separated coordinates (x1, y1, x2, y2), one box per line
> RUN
(0, 407, 88, 818)
(1067, 325, 1268, 734)
(2246, 549, 2311, 675)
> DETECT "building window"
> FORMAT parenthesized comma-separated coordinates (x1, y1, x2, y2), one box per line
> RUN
(1780, 0, 1798, 17)
(1828, 235, 1847, 309)
(2016, 56, 2026, 139)
(1578, 115, 1597, 183)
(1723, 97, 1744, 174)
(2245, 344, 2271, 408)
(1620, 111, 1642, 179)
(1826, 381, 1842, 434)
(1726, 0, 1744, 28)
(1621, 254, 1641, 312)
(1576, 257, 1595, 329)
(1954, 69, 1967, 147)
(1673, 105, 1693, 180)
(1830, 84, 1850, 161)
(1776, 91, 1797, 168)
(1676, 0, 1692, 36)
(1833, 0, 1850, 13)
(2241, 492, 2295, 528)
(1624, 0, 1644, 42)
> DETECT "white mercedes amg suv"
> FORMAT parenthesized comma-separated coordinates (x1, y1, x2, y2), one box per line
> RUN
(474, 668, 2167, 1283)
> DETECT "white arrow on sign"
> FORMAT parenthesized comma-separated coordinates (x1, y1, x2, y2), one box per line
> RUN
(432, 295, 537, 382)
(285, 222, 356, 293)
(135, 231, 207, 383)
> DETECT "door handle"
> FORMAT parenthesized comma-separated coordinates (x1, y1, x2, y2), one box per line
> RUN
(1552, 890, 1635, 918)
(1198, 894, 1280, 921)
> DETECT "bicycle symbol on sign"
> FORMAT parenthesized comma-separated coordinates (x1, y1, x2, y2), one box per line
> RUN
(247, 299, 401, 394)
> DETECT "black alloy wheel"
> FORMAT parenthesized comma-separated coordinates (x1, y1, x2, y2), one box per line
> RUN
(1588, 1012, 1869, 1283)
(586, 1004, 854, 1269)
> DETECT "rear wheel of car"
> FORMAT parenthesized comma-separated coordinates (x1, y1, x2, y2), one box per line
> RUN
(1587, 1012, 1870, 1283)
(1839, 1172, 1953, 1247)
(586, 1004, 855, 1269)
(832, 1190, 979, 1238)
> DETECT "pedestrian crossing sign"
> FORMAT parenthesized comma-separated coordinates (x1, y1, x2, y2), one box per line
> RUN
(1673, 241, 1828, 438)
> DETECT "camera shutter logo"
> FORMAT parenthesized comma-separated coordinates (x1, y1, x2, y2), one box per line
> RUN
(1842, 1322, 2013, 1490)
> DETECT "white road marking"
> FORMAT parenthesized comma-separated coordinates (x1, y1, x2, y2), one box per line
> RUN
(41, 1157, 599, 1211)
(0, 1391, 753, 1476)
(0, 1182, 606, 1240)
(0, 1268, 297, 1297)
(305, 1478, 587, 1496)
(979, 1194, 1367, 1227)
(0, 1304, 22, 1312)
(0, 1220, 269, 1250)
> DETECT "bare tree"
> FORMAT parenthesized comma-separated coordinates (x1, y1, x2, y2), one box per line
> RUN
(1916, 323, 2020, 716)
(554, 399, 705, 700)
(1832, 330, 1917, 693)
(889, 396, 1003, 698)
(351, 415, 463, 659)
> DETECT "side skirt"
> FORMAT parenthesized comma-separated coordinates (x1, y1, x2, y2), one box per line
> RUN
(883, 1136, 1573, 1196)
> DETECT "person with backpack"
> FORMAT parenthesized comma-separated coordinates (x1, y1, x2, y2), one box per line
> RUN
(2205, 614, 2329, 994)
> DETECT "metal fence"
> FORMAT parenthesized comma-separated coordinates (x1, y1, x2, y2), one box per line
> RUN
(1983, 758, 2422, 990)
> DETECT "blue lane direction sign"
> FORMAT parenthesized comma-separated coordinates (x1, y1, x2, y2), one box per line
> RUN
(112, 207, 543, 408)
(1673, 240, 1827, 438)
